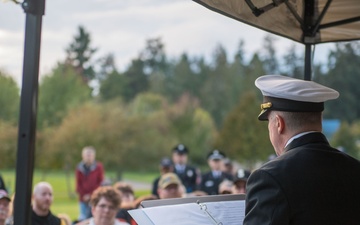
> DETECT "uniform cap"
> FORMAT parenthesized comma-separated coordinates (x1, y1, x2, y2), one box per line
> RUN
(233, 169, 251, 183)
(0, 189, 10, 202)
(255, 75, 339, 121)
(158, 173, 182, 189)
(160, 157, 173, 167)
(172, 144, 189, 154)
(207, 149, 225, 160)
(223, 158, 232, 165)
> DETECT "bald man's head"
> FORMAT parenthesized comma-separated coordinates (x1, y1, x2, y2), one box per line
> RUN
(32, 182, 54, 216)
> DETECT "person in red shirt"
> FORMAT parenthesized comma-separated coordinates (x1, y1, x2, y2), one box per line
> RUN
(76, 146, 104, 221)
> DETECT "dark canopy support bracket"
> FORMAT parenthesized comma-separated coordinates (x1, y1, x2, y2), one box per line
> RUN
(14, 0, 45, 225)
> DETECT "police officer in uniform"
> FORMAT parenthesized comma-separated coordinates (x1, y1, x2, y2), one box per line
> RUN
(200, 150, 233, 195)
(172, 144, 200, 193)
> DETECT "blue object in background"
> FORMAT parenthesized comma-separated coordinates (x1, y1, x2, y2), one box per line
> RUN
(322, 119, 341, 141)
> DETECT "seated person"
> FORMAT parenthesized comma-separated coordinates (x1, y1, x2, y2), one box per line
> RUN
(0, 189, 11, 225)
(151, 157, 173, 198)
(76, 186, 129, 225)
(232, 169, 251, 194)
(218, 179, 233, 195)
(157, 173, 184, 199)
(113, 182, 136, 225)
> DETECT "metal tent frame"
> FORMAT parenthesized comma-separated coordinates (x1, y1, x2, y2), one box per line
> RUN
(13, 0, 45, 224)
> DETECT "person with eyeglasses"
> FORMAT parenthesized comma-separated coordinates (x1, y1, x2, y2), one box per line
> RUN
(77, 186, 129, 225)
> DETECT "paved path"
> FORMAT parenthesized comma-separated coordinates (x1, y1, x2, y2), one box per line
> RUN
(123, 179, 152, 191)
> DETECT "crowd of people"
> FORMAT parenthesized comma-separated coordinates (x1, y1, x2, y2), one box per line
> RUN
(0, 142, 251, 225)
(2, 74, 360, 225)
(0, 141, 251, 225)
(151, 144, 251, 198)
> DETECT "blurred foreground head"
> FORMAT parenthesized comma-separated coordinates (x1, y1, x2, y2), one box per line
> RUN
(90, 186, 121, 225)
(157, 173, 183, 199)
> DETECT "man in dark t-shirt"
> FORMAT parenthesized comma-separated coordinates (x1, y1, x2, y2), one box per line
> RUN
(31, 182, 63, 225)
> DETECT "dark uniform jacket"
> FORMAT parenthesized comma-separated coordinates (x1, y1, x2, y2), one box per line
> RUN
(0, 175, 6, 191)
(31, 210, 62, 225)
(200, 171, 233, 195)
(151, 176, 161, 197)
(174, 165, 199, 193)
(244, 132, 360, 225)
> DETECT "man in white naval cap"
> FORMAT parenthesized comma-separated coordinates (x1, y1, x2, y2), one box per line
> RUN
(244, 75, 360, 225)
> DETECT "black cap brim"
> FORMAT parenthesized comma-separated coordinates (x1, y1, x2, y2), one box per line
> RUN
(258, 96, 324, 121)
(258, 109, 270, 121)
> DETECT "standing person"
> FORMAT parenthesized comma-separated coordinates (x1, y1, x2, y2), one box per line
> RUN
(0, 189, 10, 225)
(171, 144, 200, 193)
(244, 75, 360, 225)
(200, 150, 233, 195)
(151, 157, 173, 198)
(31, 182, 63, 225)
(221, 158, 233, 175)
(76, 146, 104, 221)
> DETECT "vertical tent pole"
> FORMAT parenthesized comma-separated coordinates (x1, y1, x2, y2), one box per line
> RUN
(13, 0, 45, 225)
(304, 43, 312, 81)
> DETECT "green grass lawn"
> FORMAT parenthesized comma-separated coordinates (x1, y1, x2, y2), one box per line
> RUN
(1, 170, 156, 221)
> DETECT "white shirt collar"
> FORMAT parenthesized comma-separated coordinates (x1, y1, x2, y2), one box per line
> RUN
(284, 131, 317, 148)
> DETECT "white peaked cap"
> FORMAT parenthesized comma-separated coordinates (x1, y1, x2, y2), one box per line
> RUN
(255, 75, 339, 120)
(255, 75, 339, 102)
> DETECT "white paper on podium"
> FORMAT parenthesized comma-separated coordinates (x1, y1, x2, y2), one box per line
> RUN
(129, 200, 245, 225)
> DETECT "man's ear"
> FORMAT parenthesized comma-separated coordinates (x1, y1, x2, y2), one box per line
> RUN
(275, 114, 285, 134)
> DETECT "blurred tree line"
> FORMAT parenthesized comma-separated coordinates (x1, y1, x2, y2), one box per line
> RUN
(1, 25, 360, 173)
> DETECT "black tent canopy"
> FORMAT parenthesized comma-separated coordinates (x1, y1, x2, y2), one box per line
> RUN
(193, 0, 360, 80)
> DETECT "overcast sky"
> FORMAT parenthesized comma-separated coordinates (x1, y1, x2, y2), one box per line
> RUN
(0, 0, 335, 86)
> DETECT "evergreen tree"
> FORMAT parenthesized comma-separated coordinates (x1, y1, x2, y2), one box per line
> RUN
(165, 53, 198, 101)
(140, 37, 168, 75)
(66, 25, 97, 82)
(319, 42, 360, 122)
(99, 70, 126, 102)
(96, 53, 117, 81)
(0, 71, 20, 124)
(261, 35, 279, 74)
(215, 91, 272, 168)
(229, 40, 247, 102)
(281, 44, 304, 78)
(122, 59, 149, 102)
(200, 44, 233, 128)
(38, 63, 92, 129)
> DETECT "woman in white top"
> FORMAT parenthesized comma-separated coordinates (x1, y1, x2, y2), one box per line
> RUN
(87, 186, 129, 225)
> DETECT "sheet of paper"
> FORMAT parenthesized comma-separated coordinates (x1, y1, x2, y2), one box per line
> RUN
(204, 200, 245, 225)
(129, 200, 245, 225)
(128, 209, 154, 225)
